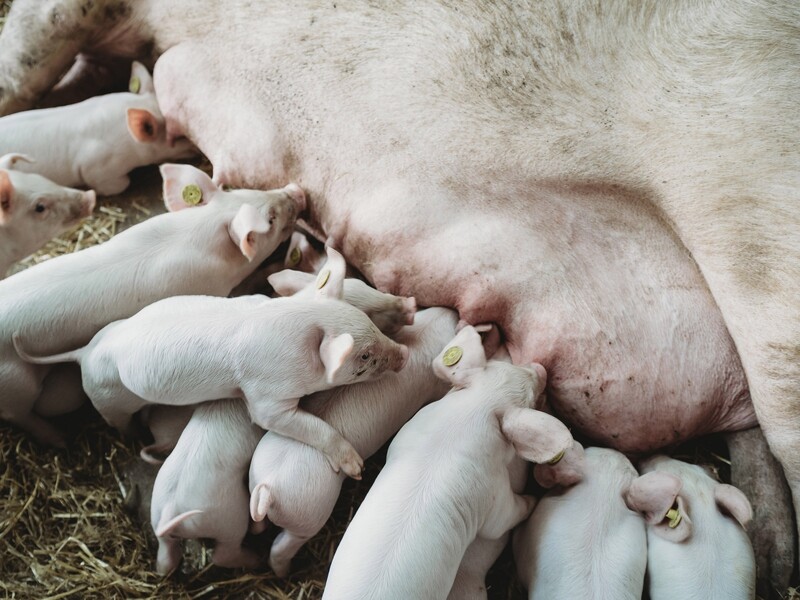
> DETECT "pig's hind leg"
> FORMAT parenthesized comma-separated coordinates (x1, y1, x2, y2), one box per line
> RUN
(1, 365, 65, 446)
(269, 529, 313, 578)
(247, 397, 365, 480)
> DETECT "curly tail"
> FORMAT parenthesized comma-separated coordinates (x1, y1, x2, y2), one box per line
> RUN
(12, 332, 83, 365)
(156, 509, 203, 538)
(250, 483, 274, 522)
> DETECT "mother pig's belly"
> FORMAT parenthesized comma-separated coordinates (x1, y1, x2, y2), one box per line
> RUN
(341, 182, 756, 453)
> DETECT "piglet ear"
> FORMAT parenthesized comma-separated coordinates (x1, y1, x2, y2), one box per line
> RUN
(533, 441, 586, 488)
(129, 60, 155, 94)
(432, 326, 487, 388)
(159, 163, 218, 211)
(314, 246, 347, 301)
(0, 153, 35, 171)
(624, 471, 692, 542)
(229, 204, 271, 261)
(501, 407, 575, 465)
(267, 269, 315, 296)
(320, 333, 354, 385)
(126, 108, 162, 143)
(0, 170, 15, 225)
(715, 483, 753, 528)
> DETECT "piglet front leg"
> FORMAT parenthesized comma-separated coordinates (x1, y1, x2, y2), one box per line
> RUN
(248, 398, 364, 479)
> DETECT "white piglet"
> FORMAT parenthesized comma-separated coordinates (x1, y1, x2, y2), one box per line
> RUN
(15, 248, 408, 479)
(1, 163, 302, 444)
(150, 399, 263, 574)
(322, 326, 576, 600)
(248, 306, 458, 576)
(0, 62, 194, 195)
(514, 445, 647, 600)
(625, 455, 756, 600)
(0, 153, 95, 278)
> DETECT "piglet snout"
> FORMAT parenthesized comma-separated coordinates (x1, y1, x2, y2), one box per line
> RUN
(284, 183, 306, 214)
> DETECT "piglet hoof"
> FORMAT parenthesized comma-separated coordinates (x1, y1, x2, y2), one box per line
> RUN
(327, 441, 364, 480)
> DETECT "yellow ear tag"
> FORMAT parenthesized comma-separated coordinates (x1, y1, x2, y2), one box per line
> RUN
(288, 247, 302, 267)
(546, 449, 566, 465)
(317, 269, 331, 289)
(182, 184, 203, 205)
(129, 75, 141, 94)
(442, 346, 463, 367)
(666, 508, 682, 528)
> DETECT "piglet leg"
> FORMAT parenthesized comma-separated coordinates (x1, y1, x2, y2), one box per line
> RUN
(269, 529, 313, 578)
(212, 541, 261, 570)
(248, 399, 364, 479)
(726, 428, 796, 596)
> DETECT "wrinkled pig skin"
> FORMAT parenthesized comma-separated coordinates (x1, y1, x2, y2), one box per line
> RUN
(1, 0, 797, 583)
(515, 446, 647, 600)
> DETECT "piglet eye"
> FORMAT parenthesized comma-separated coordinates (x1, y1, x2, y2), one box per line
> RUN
(361, 353, 370, 361)
(35, 203, 46, 213)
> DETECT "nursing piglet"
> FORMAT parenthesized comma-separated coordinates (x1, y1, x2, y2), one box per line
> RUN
(0, 62, 194, 195)
(150, 399, 262, 574)
(138, 405, 195, 464)
(2, 163, 302, 445)
(625, 455, 755, 600)
(16, 249, 408, 478)
(322, 326, 575, 600)
(248, 306, 458, 576)
(513, 446, 646, 600)
(0, 153, 95, 278)
(269, 263, 416, 335)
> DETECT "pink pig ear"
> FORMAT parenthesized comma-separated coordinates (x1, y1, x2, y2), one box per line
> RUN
(624, 471, 692, 542)
(159, 163, 218, 211)
(267, 269, 315, 296)
(501, 407, 575, 465)
(229, 204, 271, 261)
(126, 108, 162, 143)
(314, 246, 347, 301)
(320, 333, 355, 384)
(432, 326, 487, 388)
(129, 61, 154, 94)
(0, 170, 15, 225)
(715, 483, 753, 528)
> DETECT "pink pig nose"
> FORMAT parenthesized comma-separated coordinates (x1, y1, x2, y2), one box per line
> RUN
(284, 182, 306, 214)
(82, 190, 97, 216)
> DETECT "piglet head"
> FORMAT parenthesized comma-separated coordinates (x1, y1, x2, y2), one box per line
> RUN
(320, 322, 409, 385)
(284, 231, 324, 272)
(160, 163, 303, 262)
(624, 469, 692, 543)
(0, 166, 95, 252)
(433, 325, 488, 389)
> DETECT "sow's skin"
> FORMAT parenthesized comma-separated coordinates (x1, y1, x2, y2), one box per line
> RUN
(15, 248, 408, 478)
(0, 153, 95, 278)
(150, 399, 263, 574)
(0, 62, 194, 195)
(1, 0, 796, 585)
(1, 163, 302, 445)
(625, 455, 756, 600)
(322, 326, 575, 600)
(514, 445, 647, 600)
(248, 306, 457, 577)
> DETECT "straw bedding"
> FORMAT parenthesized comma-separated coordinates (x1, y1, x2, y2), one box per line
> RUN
(0, 2, 795, 598)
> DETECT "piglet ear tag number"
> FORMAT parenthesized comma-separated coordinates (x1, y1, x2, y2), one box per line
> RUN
(129, 75, 141, 94)
(182, 184, 203, 205)
(317, 269, 331, 289)
(288, 247, 302, 267)
(442, 346, 463, 367)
